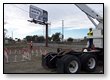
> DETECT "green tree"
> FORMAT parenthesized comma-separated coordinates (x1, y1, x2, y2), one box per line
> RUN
(37, 36, 45, 42)
(18, 38, 21, 42)
(25, 36, 32, 42)
(32, 35, 38, 42)
(52, 32, 61, 42)
(67, 37, 73, 42)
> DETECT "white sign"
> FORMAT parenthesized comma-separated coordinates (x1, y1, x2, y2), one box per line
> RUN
(29, 5, 48, 22)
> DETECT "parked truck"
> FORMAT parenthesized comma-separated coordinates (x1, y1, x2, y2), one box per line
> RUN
(42, 4, 103, 73)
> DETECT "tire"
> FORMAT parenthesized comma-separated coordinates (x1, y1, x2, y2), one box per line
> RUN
(61, 55, 81, 73)
(42, 52, 57, 68)
(81, 54, 97, 72)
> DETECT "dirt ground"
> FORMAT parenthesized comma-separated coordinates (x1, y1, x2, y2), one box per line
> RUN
(4, 43, 104, 74)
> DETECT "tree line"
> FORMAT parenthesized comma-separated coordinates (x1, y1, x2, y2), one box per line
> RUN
(24, 32, 76, 43)
(4, 28, 85, 43)
(23, 32, 61, 42)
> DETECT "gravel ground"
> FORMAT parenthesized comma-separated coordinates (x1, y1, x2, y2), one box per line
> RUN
(4, 43, 103, 74)
(4, 55, 103, 73)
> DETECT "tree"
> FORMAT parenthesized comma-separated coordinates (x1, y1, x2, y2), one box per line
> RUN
(84, 36, 87, 40)
(18, 38, 21, 42)
(25, 36, 32, 42)
(8, 37, 15, 43)
(15, 38, 18, 41)
(32, 35, 38, 42)
(48, 36, 52, 42)
(37, 36, 45, 42)
(51, 32, 61, 42)
(24, 35, 45, 42)
(67, 37, 73, 42)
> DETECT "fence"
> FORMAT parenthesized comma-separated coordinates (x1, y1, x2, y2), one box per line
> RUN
(4, 41, 87, 63)
(4, 47, 48, 63)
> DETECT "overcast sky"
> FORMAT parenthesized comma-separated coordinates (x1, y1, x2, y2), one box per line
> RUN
(4, 4, 103, 39)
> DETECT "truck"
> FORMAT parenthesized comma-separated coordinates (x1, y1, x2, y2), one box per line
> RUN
(42, 4, 103, 73)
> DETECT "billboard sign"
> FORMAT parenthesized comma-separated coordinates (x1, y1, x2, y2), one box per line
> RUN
(29, 5, 48, 22)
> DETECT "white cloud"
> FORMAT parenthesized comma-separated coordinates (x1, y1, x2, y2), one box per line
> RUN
(4, 4, 103, 39)
(50, 14, 96, 30)
(4, 18, 43, 39)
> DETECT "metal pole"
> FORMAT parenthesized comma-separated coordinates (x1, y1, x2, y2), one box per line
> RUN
(62, 20, 64, 42)
(45, 23, 48, 47)
(12, 31, 13, 39)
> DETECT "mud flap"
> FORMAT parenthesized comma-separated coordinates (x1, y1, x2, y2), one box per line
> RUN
(56, 58, 65, 73)
(42, 55, 48, 69)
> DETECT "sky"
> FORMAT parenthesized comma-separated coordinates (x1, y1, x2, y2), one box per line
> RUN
(4, 4, 103, 39)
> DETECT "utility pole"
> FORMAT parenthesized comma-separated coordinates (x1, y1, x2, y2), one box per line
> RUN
(12, 31, 13, 39)
(62, 20, 64, 42)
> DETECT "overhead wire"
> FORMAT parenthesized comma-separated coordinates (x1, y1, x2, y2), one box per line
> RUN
(11, 4, 29, 13)
(7, 4, 30, 20)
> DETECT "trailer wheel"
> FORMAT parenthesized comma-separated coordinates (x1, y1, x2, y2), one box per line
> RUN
(61, 55, 81, 73)
(81, 54, 97, 72)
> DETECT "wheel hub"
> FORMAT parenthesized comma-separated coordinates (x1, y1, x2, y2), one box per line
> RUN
(88, 58, 96, 69)
(68, 60, 78, 73)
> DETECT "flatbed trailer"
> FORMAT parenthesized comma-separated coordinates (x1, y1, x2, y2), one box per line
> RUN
(42, 48, 103, 73)
(42, 4, 103, 73)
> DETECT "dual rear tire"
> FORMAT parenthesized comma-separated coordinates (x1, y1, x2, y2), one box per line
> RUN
(42, 52, 97, 73)
(57, 54, 97, 73)
(81, 53, 97, 72)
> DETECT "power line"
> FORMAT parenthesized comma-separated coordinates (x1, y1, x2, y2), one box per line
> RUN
(11, 4, 29, 13)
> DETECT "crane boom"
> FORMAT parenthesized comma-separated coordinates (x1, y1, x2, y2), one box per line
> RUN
(75, 4, 103, 29)
(75, 4, 103, 22)
(75, 4, 103, 48)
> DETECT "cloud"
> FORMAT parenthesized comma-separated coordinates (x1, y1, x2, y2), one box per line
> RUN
(50, 14, 96, 30)
(4, 18, 43, 39)
(4, 4, 103, 39)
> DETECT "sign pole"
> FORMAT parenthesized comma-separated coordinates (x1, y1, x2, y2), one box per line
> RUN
(29, 5, 48, 47)
(45, 23, 48, 47)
